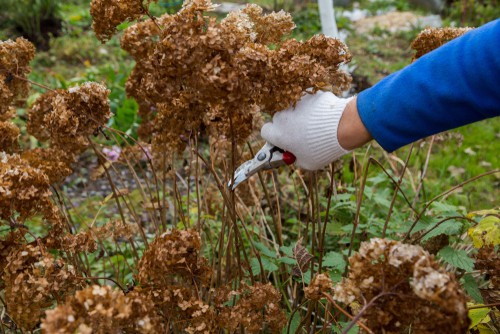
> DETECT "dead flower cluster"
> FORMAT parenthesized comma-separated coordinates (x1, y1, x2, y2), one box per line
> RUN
(3, 244, 81, 330)
(1, 38, 35, 152)
(305, 273, 334, 301)
(28, 82, 112, 154)
(333, 238, 469, 333)
(119, 0, 351, 154)
(475, 246, 500, 305)
(0, 152, 52, 221)
(0, 38, 35, 112)
(411, 27, 473, 61)
(42, 285, 165, 333)
(91, 0, 158, 43)
(218, 282, 286, 333)
(137, 229, 211, 286)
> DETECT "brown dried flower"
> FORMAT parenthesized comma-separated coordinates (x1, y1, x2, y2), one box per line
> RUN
(0, 120, 20, 152)
(137, 229, 211, 287)
(0, 230, 25, 289)
(304, 273, 334, 301)
(91, 0, 159, 43)
(0, 38, 35, 113)
(411, 27, 473, 61)
(0, 75, 15, 116)
(27, 82, 111, 153)
(42, 285, 164, 333)
(0, 152, 53, 222)
(21, 147, 76, 184)
(218, 282, 286, 333)
(3, 244, 81, 330)
(0, 106, 16, 122)
(333, 238, 469, 333)
(475, 246, 500, 306)
(122, 0, 351, 154)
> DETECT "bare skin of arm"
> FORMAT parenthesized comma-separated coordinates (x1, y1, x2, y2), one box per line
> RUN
(337, 96, 373, 150)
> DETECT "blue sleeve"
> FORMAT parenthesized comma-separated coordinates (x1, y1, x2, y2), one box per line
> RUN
(357, 19, 500, 152)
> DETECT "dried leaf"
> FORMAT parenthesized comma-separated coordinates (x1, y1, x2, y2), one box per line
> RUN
(293, 237, 314, 274)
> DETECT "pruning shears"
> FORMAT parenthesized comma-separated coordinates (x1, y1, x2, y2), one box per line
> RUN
(228, 142, 296, 190)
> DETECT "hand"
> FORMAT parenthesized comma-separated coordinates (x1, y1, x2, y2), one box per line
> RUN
(261, 91, 353, 170)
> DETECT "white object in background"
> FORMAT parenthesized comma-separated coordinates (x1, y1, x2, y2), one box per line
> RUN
(318, 0, 340, 40)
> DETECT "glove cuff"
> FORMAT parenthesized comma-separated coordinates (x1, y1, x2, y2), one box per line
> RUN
(305, 94, 353, 169)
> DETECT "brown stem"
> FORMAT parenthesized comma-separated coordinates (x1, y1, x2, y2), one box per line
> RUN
(382, 144, 414, 237)
(322, 293, 374, 334)
(11, 73, 55, 92)
(404, 169, 500, 241)
(468, 303, 500, 310)
(76, 276, 127, 294)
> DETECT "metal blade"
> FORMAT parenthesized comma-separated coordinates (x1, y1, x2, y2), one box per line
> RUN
(227, 159, 253, 190)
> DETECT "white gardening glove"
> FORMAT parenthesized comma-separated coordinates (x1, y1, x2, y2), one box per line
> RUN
(261, 91, 353, 171)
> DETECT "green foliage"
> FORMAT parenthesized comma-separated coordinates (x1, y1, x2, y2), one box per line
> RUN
(0, 0, 62, 46)
(292, 3, 322, 37)
(446, 0, 500, 27)
(282, 312, 301, 334)
(468, 306, 491, 329)
(437, 246, 475, 272)
(462, 274, 484, 303)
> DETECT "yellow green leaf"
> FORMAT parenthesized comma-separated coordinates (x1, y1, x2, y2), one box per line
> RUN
(477, 324, 494, 334)
(468, 305, 491, 329)
(468, 216, 500, 248)
(467, 209, 499, 219)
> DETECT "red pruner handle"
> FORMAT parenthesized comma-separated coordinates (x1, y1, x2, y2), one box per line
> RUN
(282, 151, 296, 165)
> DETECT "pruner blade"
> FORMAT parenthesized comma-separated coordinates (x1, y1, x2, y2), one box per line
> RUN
(228, 142, 296, 191)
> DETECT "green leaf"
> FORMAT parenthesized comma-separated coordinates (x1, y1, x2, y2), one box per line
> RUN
(438, 246, 474, 272)
(278, 257, 297, 265)
(421, 220, 463, 241)
(113, 98, 138, 133)
(462, 274, 484, 303)
(468, 216, 500, 248)
(431, 201, 463, 215)
(250, 257, 278, 276)
(280, 245, 293, 257)
(254, 241, 277, 259)
(334, 322, 359, 334)
(282, 312, 301, 334)
(250, 258, 261, 275)
(262, 258, 279, 272)
(322, 251, 346, 271)
(468, 306, 491, 329)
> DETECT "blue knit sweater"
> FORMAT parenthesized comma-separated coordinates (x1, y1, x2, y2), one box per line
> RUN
(357, 19, 500, 152)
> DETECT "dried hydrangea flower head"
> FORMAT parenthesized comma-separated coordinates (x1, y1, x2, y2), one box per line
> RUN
(137, 229, 211, 286)
(0, 38, 35, 114)
(218, 282, 286, 333)
(411, 27, 473, 61)
(2, 244, 80, 331)
(333, 238, 469, 333)
(304, 273, 334, 301)
(0, 153, 53, 222)
(0, 120, 20, 153)
(122, 0, 351, 155)
(27, 82, 112, 154)
(0, 230, 25, 289)
(91, 0, 159, 43)
(42, 285, 165, 333)
(21, 147, 76, 184)
(475, 246, 500, 302)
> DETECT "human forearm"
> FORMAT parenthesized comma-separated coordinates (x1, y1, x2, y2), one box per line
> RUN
(337, 96, 372, 150)
(357, 19, 500, 152)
